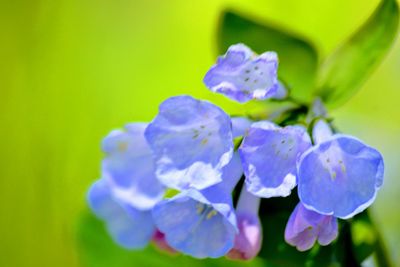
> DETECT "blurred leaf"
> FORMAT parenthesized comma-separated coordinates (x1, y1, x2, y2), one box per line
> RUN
(259, 211, 310, 267)
(335, 221, 362, 267)
(351, 211, 393, 267)
(218, 11, 319, 103)
(315, 0, 399, 108)
(351, 212, 378, 263)
(76, 211, 266, 267)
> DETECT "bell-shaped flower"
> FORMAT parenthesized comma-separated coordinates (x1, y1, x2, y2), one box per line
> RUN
(239, 121, 312, 198)
(152, 153, 243, 258)
(203, 43, 279, 103)
(227, 186, 262, 260)
(145, 95, 233, 191)
(297, 120, 384, 219)
(87, 179, 156, 249)
(102, 123, 165, 210)
(285, 202, 338, 251)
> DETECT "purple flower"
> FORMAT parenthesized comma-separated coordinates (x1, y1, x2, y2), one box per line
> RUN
(87, 179, 156, 249)
(298, 120, 384, 219)
(102, 123, 165, 210)
(227, 186, 262, 260)
(285, 202, 338, 251)
(152, 153, 243, 258)
(145, 95, 233, 191)
(203, 44, 279, 103)
(239, 121, 312, 198)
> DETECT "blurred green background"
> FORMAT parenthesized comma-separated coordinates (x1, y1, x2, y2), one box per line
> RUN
(1, 0, 399, 266)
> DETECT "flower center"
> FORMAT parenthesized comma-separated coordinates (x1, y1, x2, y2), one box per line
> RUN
(191, 124, 215, 146)
(319, 143, 347, 181)
(271, 137, 295, 159)
(196, 203, 218, 220)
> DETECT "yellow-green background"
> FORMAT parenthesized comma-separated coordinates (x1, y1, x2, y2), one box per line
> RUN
(1, 0, 399, 266)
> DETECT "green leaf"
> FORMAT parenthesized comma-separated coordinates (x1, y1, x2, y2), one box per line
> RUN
(351, 211, 394, 267)
(315, 0, 399, 108)
(218, 11, 319, 103)
(351, 212, 378, 263)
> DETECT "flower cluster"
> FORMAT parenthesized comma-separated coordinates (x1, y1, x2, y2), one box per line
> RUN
(87, 44, 384, 259)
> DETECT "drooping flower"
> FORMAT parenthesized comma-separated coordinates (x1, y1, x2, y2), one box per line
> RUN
(297, 120, 384, 219)
(239, 121, 312, 198)
(87, 179, 156, 249)
(101, 123, 164, 210)
(284, 202, 338, 251)
(203, 43, 279, 103)
(145, 95, 233, 191)
(227, 186, 262, 260)
(152, 153, 243, 258)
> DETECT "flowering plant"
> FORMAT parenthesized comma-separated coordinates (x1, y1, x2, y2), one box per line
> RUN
(84, 0, 398, 266)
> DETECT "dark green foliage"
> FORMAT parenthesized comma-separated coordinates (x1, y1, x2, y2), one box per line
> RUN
(315, 0, 399, 108)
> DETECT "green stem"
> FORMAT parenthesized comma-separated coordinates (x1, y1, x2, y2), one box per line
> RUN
(374, 231, 392, 267)
(341, 221, 362, 267)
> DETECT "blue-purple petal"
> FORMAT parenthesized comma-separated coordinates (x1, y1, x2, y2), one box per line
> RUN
(87, 180, 155, 249)
(145, 95, 233, 190)
(312, 119, 333, 144)
(101, 123, 164, 210)
(271, 81, 288, 100)
(151, 153, 241, 258)
(152, 189, 237, 258)
(240, 121, 311, 198)
(212, 152, 243, 194)
(298, 134, 384, 219)
(231, 117, 253, 138)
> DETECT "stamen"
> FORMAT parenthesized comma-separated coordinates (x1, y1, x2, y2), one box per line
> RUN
(206, 209, 218, 219)
(196, 203, 205, 214)
(192, 129, 199, 139)
(340, 161, 346, 173)
(341, 165, 346, 173)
